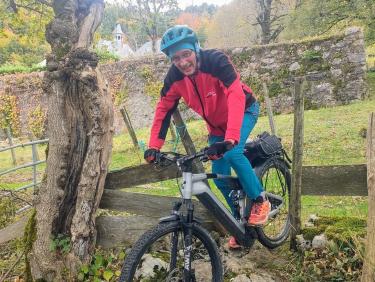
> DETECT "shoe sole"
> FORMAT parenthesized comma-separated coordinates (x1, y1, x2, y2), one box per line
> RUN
(248, 214, 270, 226)
(228, 243, 241, 249)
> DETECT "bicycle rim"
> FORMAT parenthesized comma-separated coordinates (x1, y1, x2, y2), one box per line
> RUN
(120, 221, 223, 282)
(256, 159, 291, 248)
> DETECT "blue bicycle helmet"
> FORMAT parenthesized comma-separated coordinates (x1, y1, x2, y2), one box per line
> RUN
(160, 25, 200, 58)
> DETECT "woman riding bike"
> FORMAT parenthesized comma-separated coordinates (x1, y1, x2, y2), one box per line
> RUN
(143, 25, 270, 249)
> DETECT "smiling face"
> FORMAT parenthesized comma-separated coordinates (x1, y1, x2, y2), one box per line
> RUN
(171, 49, 197, 76)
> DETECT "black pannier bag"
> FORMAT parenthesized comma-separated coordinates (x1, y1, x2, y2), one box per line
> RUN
(244, 131, 283, 162)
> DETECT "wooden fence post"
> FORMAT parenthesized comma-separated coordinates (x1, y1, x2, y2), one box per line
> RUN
(169, 122, 177, 141)
(172, 109, 205, 173)
(262, 82, 277, 136)
(5, 127, 16, 166)
(120, 107, 139, 149)
(361, 112, 375, 282)
(290, 77, 306, 251)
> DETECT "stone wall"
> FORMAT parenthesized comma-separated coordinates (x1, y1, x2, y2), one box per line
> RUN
(0, 27, 367, 137)
(227, 27, 367, 113)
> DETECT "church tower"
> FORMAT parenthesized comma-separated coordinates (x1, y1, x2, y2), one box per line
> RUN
(112, 23, 125, 49)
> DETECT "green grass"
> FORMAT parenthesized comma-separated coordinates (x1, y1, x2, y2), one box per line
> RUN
(0, 141, 47, 190)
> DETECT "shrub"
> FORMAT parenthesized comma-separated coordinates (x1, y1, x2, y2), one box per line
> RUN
(0, 63, 46, 75)
(0, 94, 21, 137)
(28, 105, 46, 139)
(94, 48, 120, 63)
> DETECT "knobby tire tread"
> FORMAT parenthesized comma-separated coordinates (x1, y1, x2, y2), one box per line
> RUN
(255, 158, 291, 249)
(119, 221, 223, 282)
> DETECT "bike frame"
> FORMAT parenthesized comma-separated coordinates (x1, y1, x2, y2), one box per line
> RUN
(178, 172, 284, 246)
(158, 153, 285, 280)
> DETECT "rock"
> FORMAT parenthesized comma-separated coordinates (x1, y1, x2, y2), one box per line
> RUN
(232, 274, 251, 282)
(332, 58, 342, 65)
(261, 57, 275, 64)
(312, 233, 328, 249)
(192, 260, 214, 282)
(345, 26, 361, 36)
(249, 273, 275, 282)
(348, 53, 365, 64)
(314, 45, 321, 51)
(134, 254, 168, 280)
(304, 222, 314, 228)
(225, 255, 255, 273)
(308, 214, 319, 223)
(232, 47, 245, 54)
(289, 62, 300, 71)
(331, 69, 342, 77)
(296, 234, 312, 250)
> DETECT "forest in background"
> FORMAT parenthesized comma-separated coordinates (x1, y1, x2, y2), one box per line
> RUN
(0, 0, 374, 70)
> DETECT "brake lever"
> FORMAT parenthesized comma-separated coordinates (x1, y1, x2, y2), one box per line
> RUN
(199, 155, 209, 162)
(198, 148, 209, 162)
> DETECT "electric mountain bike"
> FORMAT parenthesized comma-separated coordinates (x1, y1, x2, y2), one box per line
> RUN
(120, 132, 291, 282)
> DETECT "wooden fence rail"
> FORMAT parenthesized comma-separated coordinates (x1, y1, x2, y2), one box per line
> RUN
(0, 163, 368, 247)
(105, 163, 368, 196)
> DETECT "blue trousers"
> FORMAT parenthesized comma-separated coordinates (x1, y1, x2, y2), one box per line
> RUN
(209, 102, 264, 213)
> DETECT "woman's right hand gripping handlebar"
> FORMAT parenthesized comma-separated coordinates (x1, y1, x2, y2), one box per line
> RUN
(144, 148, 161, 163)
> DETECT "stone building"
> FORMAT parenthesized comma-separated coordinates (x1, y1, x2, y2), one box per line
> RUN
(97, 23, 135, 58)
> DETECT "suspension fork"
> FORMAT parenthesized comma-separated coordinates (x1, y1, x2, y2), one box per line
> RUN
(169, 201, 182, 271)
(183, 199, 194, 281)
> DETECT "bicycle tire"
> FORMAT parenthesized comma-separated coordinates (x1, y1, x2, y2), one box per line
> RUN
(120, 221, 223, 282)
(254, 158, 291, 249)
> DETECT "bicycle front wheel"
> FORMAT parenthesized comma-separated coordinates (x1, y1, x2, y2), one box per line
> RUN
(120, 221, 223, 282)
(255, 158, 291, 249)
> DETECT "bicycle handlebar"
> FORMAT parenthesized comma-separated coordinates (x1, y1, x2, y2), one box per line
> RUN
(156, 149, 208, 167)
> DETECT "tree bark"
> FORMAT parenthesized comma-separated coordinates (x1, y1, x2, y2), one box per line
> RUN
(29, 0, 113, 280)
(361, 112, 375, 282)
(256, 0, 285, 44)
(289, 77, 305, 251)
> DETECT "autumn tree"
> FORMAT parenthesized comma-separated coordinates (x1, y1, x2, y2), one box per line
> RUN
(0, 0, 52, 65)
(175, 12, 211, 47)
(14, 0, 114, 280)
(206, 0, 259, 48)
(123, 0, 179, 53)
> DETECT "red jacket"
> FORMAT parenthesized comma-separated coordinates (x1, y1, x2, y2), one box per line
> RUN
(149, 49, 255, 149)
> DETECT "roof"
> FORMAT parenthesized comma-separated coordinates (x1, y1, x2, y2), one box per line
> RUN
(135, 39, 162, 55)
(112, 23, 124, 35)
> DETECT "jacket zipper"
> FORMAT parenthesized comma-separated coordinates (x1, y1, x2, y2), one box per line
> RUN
(188, 76, 225, 134)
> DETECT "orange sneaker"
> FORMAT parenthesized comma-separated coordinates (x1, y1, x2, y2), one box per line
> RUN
(248, 200, 271, 226)
(228, 236, 241, 249)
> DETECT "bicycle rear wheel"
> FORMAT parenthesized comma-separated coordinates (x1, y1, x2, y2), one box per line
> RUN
(120, 221, 223, 282)
(254, 158, 291, 249)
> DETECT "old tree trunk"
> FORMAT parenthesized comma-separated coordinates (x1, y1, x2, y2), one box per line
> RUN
(29, 0, 113, 280)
